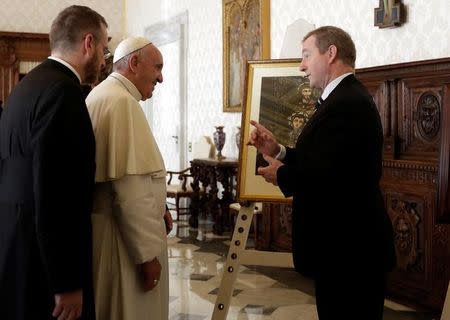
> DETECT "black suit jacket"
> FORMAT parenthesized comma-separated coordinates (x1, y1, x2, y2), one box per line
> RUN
(0, 59, 96, 319)
(277, 75, 395, 278)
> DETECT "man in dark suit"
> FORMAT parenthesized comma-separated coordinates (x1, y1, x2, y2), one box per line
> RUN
(249, 26, 395, 320)
(0, 5, 109, 320)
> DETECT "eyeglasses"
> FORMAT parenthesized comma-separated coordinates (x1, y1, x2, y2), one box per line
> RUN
(82, 33, 112, 60)
(103, 48, 112, 60)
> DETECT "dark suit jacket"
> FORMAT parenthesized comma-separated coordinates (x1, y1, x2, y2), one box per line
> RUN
(0, 59, 96, 319)
(277, 75, 396, 278)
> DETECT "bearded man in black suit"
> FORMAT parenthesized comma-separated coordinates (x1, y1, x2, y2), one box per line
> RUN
(249, 26, 396, 320)
(0, 5, 109, 320)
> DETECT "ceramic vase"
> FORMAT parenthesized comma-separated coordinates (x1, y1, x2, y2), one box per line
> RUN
(213, 126, 226, 160)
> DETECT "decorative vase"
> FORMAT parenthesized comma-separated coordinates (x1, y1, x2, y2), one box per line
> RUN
(235, 126, 241, 151)
(213, 126, 226, 160)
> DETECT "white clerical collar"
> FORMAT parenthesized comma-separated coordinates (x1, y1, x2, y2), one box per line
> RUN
(109, 72, 143, 101)
(48, 56, 81, 83)
(321, 72, 353, 101)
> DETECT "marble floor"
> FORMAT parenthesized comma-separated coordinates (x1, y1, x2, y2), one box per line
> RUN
(166, 217, 440, 320)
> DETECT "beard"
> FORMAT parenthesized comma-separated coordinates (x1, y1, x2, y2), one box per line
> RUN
(83, 51, 101, 85)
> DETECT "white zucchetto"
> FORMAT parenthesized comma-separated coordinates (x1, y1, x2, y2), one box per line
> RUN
(113, 37, 152, 63)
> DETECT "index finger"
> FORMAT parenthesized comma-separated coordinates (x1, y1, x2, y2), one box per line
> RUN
(52, 304, 63, 317)
(250, 120, 271, 135)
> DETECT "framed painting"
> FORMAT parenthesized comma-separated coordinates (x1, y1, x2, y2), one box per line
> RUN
(222, 0, 270, 112)
(237, 59, 321, 202)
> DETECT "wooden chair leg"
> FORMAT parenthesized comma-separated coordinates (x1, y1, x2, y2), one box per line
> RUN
(175, 196, 181, 221)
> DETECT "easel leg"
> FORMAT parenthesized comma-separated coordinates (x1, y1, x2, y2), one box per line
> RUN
(211, 203, 255, 320)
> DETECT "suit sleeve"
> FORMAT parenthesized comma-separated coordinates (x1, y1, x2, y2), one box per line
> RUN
(111, 174, 166, 264)
(31, 81, 95, 294)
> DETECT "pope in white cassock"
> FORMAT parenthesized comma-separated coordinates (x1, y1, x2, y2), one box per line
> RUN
(86, 37, 172, 320)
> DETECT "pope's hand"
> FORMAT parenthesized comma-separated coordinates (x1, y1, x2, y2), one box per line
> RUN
(164, 210, 173, 234)
(138, 257, 162, 292)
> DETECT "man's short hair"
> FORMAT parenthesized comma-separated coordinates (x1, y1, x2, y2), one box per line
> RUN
(50, 5, 108, 52)
(303, 26, 356, 68)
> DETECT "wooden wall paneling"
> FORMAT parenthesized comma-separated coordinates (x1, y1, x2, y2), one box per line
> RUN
(397, 77, 446, 161)
(258, 203, 273, 250)
(364, 79, 395, 157)
(0, 32, 49, 102)
(0, 40, 18, 103)
(0, 32, 50, 61)
(381, 160, 439, 307)
(437, 84, 450, 223)
(269, 202, 292, 252)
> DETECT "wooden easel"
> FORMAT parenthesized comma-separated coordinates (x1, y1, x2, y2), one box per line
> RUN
(211, 202, 294, 320)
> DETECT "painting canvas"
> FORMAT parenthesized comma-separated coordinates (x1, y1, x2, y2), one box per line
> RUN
(223, 0, 270, 112)
(237, 59, 321, 202)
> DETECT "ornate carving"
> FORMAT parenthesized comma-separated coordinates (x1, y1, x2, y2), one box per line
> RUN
(389, 199, 421, 270)
(278, 204, 292, 236)
(382, 160, 438, 185)
(189, 159, 238, 234)
(383, 160, 438, 172)
(416, 92, 440, 141)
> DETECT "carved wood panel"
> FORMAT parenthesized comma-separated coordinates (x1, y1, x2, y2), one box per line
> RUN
(258, 202, 292, 252)
(382, 172, 450, 310)
(397, 77, 445, 161)
(363, 79, 394, 157)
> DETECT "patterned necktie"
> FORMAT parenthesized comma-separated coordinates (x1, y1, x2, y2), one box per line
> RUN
(315, 97, 324, 110)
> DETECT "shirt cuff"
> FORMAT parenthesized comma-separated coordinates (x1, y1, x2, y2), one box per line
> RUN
(275, 144, 286, 160)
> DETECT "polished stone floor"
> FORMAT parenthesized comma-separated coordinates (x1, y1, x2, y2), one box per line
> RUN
(167, 218, 440, 320)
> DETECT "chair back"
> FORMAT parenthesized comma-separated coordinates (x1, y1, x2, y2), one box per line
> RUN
(167, 167, 191, 191)
(166, 167, 193, 220)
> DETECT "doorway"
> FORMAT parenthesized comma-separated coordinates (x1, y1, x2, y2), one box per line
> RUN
(143, 11, 188, 171)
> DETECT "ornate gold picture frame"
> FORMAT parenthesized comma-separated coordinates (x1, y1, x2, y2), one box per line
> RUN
(222, 0, 270, 112)
(237, 59, 320, 202)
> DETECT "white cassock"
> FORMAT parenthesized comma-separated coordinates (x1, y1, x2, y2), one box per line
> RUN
(86, 72, 168, 320)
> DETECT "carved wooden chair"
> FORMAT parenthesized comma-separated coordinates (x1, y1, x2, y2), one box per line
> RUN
(166, 167, 194, 220)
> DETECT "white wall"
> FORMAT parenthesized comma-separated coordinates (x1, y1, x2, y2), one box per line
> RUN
(0, 0, 125, 49)
(271, 0, 450, 67)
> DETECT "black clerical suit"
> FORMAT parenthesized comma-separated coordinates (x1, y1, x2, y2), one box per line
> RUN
(277, 75, 396, 319)
(0, 59, 96, 320)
